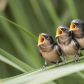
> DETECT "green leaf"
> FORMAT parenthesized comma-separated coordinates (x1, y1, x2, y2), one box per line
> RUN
(1, 63, 84, 84)
(43, 0, 61, 26)
(65, 0, 78, 19)
(77, 72, 84, 79)
(0, 15, 38, 42)
(0, 54, 27, 73)
(2, 55, 84, 82)
(0, 48, 34, 72)
(29, 0, 50, 33)
(25, 63, 84, 84)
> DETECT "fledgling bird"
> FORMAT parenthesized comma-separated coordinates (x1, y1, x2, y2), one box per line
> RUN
(70, 19, 84, 49)
(38, 33, 62, 69)
(56, 26, 81, 64)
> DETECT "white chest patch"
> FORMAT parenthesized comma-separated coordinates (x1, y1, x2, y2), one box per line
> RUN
(58, 40, 78, 55)
(75, 37, 84, 48)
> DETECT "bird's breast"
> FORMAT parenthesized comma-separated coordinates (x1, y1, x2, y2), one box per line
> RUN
(58, 41, 78, 55)
(40, 48, 61, 62)
(75, 37, 84, 48)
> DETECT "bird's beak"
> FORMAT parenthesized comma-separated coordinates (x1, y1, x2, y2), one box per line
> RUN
(69, 22, 76, 31)
(38, 34, 45, 45)
(56, 28, 63, 37)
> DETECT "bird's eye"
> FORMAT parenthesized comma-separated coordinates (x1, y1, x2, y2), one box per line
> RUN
(63, 29, 66, 31)
(43, 35, 48, 38)
(62, 29, 66, 31)
(45, 36, 48, 38)
(74, 23, 79, 25)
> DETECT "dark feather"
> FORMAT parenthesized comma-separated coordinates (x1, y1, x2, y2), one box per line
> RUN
(72, 38, 80, 50)
(56, 44, 62, 56)
(58, 38, 61, 44)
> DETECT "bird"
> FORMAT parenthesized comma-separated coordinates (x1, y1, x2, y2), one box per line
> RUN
(38, 33, 62, 69)
(55, 26, 81, 65)
(70, 19, 84, 49)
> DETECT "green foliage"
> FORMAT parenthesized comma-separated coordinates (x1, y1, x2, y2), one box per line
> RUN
(0, 48, 33, 72)
(0, 0, 84, 84)
(0, 15, 38, 42)
(1, 63, 84, 84)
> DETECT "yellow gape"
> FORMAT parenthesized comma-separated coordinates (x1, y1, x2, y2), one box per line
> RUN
(38, 34, 45, 45)
(70, 22, 76, 31)
(56, 28, 63, 37)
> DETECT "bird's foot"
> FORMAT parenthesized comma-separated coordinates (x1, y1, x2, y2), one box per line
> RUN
(74, 54, 76, 63)
(63, 60, 66, 65)
(41, 65, 46, 70)
(77, 55, 80, 62)
(56, 60, 59, 67)
(63, 56, 66, 65)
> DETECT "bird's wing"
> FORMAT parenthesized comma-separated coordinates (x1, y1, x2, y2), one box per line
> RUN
(73, 38, 80, 50)
(55, 45, 62, 56)
(38, 46, 42, 56)
(73, 39, 83, 56)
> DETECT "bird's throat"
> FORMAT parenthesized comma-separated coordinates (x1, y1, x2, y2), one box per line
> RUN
(40, 43, 53, 52)
(58, 35, 72, 45)
(59, 35, 69, 41)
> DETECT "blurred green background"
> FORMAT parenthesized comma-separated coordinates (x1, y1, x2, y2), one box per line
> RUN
(0, 0, 84, 84)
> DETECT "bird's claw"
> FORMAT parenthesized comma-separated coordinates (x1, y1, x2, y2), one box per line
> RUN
(74, 55, 76, 63)
(41, 65, 45, 70)
(63, 60, 66, 65)
(63, 56, 66, 65)
(56, 60, 59, 67)
(77, 55, 80, 62)
(74, 58, 76, 63)
(56, 64, 59, 67)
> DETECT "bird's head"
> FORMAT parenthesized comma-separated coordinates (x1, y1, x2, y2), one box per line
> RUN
(38, 33, 53, 46)
(70, 19, 84, 31)
(56, 26, 70, 37)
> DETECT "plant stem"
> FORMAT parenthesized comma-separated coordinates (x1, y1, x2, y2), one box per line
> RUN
(24, 56, 84, 76)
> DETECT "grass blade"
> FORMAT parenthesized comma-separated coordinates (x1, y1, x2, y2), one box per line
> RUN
(1, 56, 84, 82)
(28, 63, 84, 84)
(0, 15, 38, 42)
(77, 72, 84, 79)
(8, 0, 42, 68)
(1, 63, 84, 84)
(66, 0, 78, 19)
(0, 54, 27, 73)
(0, 48, 34, 72)
(2, 55, 84, 82)
(43, 0, 61, 26)
(29, 0, 50, 33)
